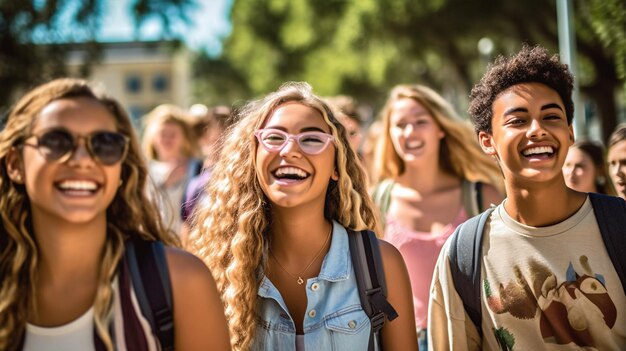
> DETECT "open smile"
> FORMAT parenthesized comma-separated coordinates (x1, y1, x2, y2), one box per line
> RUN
(271, 166, 310, 185)
(405, 140, 424, 151)
(521, 145, 556, 161)
(54, 179, 102, 196)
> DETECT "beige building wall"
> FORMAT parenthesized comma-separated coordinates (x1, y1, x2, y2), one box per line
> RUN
(65, 41, 191, 130)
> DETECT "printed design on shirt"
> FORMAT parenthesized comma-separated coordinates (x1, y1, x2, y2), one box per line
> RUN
(484, 255, 621, 349)
(492, 327, 515, 351)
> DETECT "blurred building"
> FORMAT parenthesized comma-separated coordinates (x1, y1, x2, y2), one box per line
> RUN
(65, 40, 191, 129)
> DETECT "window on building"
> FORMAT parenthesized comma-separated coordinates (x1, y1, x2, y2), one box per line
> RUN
(153, 74, 168, 93)
(126, 75, 142, 94)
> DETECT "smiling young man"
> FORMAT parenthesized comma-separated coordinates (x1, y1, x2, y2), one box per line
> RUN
(428, 45, 626, 350)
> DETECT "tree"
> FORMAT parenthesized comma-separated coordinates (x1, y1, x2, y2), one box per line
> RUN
(0, 0, 193, 118)
(221, 0, 626, 140)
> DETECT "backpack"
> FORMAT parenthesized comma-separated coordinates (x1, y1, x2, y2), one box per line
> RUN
(372, 179, 484, 225)
(125, 239, 175, 350)
(448, 192, 626, 336)
(348, 229, 399, 351)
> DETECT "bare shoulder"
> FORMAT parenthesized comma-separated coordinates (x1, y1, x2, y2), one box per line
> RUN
(165, 246, 213, 281)
(164, 247, 231, 350)
(378, 239, 405, 271)
(481, 183, 504, 209)
(376, 239, 419, 350)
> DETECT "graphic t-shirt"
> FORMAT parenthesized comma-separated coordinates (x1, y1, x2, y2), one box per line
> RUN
(429, 197, 626, 350)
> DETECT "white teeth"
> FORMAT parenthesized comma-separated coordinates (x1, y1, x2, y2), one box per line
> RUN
(57, 180, 98, 191)
(406, 141, 424, 149)
(274, 167, 308, 178)
(523, 146, 554, 156)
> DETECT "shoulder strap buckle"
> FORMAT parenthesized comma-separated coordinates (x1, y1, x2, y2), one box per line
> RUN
(370, 312, 386, 332)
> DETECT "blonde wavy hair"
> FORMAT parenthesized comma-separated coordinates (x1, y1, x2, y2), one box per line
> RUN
(188, 82, 380, 350)
(373, 84, 503, 192)
(141, 104, 197, 160)
(0, 78, 178, 350)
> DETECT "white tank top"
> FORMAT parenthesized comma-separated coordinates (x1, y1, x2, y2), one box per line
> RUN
(23, 307, 95, 351)
(20, 276, 158, 351)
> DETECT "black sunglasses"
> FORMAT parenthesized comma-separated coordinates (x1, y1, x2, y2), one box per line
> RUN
(22, 128, 130, 165)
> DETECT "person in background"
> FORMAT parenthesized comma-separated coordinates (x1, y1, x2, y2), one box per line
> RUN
(0, 78, 230, 350)
(180, 105, 233, 245)
(361, 119, 384, 184)
(324, 95, 364, 154)
(372, 84, 504, 350)
(607, 123, 626, 200)
(142, 104, 201, 234)
(563, 140, 614, 194)
(188, 82, 417, 350)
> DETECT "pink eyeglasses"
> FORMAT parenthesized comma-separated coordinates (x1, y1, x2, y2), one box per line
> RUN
(254, 129, 335, 155)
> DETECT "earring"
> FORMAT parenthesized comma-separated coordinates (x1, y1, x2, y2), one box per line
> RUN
(596, 176, 606, 186)
(119, 179, 124, 188)
(14, 174, 22, 183)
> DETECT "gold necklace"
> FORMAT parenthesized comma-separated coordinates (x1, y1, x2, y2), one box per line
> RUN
(269, 225, 332, 285)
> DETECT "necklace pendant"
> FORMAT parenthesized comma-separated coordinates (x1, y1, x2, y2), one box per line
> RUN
(297, 277, 304, 285)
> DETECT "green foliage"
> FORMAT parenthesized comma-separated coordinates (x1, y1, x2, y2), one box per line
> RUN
(220, 0, 626, 138)
(588, 0, 626, 80)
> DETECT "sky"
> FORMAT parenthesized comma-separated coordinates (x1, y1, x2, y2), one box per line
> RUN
(97, 0, 232, 55)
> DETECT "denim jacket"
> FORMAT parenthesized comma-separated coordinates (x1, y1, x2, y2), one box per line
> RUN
(253, 220, 373, 350)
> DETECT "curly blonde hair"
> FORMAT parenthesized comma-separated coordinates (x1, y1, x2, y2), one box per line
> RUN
(0, 78, 178, 350)
(188, 82, 380, 350)
(373, 84, 503, 192)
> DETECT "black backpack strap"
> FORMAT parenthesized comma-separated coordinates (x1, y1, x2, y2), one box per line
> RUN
(348, 229, 398, 351)
(125, 239, 175, 350)
(589, 193, 626, 295)
(475, 182, 483, 213)
(448, 207, 494, 336)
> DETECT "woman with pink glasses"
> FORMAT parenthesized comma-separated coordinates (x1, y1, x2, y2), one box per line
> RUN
(188, 82, 417, 350)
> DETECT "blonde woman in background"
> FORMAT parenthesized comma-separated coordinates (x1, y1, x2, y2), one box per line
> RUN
(0, 78, 229, 350)
(371, 84, 504, 350)
(608, 124, 626, 200)
(189, 82, 417, 350)
(142, 105, 202, 234)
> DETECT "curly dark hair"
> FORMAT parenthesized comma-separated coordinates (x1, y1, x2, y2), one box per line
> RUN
(469, 45, 574, 134)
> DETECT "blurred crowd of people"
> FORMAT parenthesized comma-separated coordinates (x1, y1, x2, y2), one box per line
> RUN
(2, 44, 626, 351)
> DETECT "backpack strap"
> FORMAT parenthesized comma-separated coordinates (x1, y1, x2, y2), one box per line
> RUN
(372, 179, 395, 219)
(125, 239, 175, 350)
(461, 179, 483, 217)
(448, 207, 494, 336)
(348, 229, 399, 351)
(588, 193, 626, 295)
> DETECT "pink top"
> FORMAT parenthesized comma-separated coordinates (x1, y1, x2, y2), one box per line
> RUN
(384, 207, 468, 329)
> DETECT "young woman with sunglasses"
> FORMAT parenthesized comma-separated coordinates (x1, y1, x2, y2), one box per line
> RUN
(188, 82, 417, 350)
(0, 78, 230, 350)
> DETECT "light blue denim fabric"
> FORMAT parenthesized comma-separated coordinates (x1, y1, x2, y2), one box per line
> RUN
(252, 220, 373, 351)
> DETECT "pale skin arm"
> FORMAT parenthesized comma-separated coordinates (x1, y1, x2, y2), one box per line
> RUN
(165, 247, 231, 351)
(379, 239, 419, 351)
